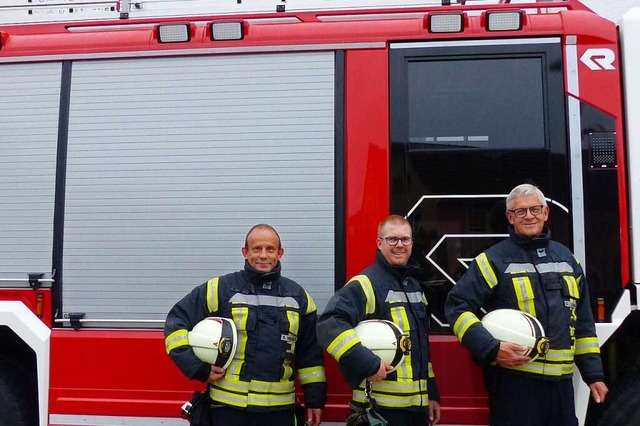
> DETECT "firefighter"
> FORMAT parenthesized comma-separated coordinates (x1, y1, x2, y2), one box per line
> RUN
(317, 215, 441, 425)
(445, 183, 608, 426)
(164, 224, 326, 426)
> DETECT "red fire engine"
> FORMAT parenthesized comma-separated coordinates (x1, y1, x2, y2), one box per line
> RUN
(1, 0, 639, 424)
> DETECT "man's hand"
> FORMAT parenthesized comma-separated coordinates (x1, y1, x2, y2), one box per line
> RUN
(207, 365, 225, 384)
(306, 408, 322, 426)
(589, 381, 608, 403)
(429, 400, 441, 425)
(495, 342, 531, 367)
(367, 359, 393, 382)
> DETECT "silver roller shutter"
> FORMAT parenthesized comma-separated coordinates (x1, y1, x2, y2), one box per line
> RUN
(0, 63, 60, 287)
(63, 52, 335, 326)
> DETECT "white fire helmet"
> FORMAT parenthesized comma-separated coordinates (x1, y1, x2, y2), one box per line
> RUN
(188, 317, 238, 369)
(354, 319, 412, 372)
(481, 309, 550, 361)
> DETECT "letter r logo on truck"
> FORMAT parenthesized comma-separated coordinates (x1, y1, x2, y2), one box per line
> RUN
(580, 48, 616, 70)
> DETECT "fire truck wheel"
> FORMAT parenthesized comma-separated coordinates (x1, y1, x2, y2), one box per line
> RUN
(595, 374, 640, 426)
(0, 358, 38, 426)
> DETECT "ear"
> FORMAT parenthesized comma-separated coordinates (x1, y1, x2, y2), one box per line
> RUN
(277, 248, 284, 260)
(242, 247, 249, 259)
(376, 238, 384, 250)
(542, 206, 550, 222)
(506, 211, 515, 226)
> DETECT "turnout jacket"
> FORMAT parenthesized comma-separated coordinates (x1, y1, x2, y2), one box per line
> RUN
(445, 227, 604, 383)
(164, 261, 326, 412)
(317, 250, 440, 409)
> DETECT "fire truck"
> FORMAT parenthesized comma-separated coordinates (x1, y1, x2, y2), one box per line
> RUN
(1, 0, 639, 424)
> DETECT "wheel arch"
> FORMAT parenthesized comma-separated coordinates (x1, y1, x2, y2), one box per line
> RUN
(0, 301, 51, 426)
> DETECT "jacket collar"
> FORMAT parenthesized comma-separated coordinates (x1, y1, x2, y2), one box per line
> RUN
(508, 225, 551, 250)
(243, 260, 282, 284)
(374, 249, 421, 279)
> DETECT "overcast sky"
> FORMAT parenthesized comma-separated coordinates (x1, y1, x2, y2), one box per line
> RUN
(579, 0, 640, 22)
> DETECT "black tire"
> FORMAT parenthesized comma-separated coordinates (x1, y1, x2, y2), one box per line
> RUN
(595, 374, 640, 426)
(0, 358, 38, 426)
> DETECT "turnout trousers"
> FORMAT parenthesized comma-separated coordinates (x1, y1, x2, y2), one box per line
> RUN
(484, 367, 578, 426)
(210, 406, 297, 426)
(377, 407, 429, 426)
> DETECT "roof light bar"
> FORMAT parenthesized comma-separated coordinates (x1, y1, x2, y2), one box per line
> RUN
(157, 24, 190, 43)
(486, 11, 523, 31)
(211, 21, 244, 41)
(428, 13, 464, 33)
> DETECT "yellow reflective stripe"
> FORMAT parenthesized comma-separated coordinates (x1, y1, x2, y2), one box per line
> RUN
(428, 362, 435, 378)
(390, 307, 412, 380)
(206, 277, 219, 314)
(285, 309, 299, 356)
(304, 290, 317, 315)
(476, 253, 498, 289)
(563, 275, 580, 299)
(165, 329, 189, 354)
(511, 276, 536, 317)
(229, 306, 249, 376)
(501, 349, 575, 377)
(210, 376, 295, 408)
(452, 312, 480, 341)
(575, 337, 600, 355)
(543, 348, 575, 362)
(327, 329, 360, 361)
(283, 360, 294, 381)
(352, 275, 376, 315)
(298, 366, 326, 385)
(249, 392, 295, 407)
(353, 379, 429, 407)
(421, 292, 428, 306)
(506, 359, 574, 377)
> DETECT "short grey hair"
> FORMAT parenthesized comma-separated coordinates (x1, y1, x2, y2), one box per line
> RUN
(506, 184, 547, 210)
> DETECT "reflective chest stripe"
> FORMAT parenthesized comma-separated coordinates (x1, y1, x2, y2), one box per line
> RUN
(511, 275, 537, 316)
(229, 293, 299, 308)
(503, 261, 580, 313)
(389, 306, 412, 380)
(228, 306, 250, 377)
(385, 290, 423, 303)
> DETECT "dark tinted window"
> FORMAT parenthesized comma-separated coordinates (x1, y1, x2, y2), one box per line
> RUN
(390, 41, 569, 331)
(407, 57, 545, 150)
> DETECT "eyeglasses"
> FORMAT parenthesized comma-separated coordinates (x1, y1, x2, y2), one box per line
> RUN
(380, 236, 413, 246)
(508, 205, 545, 218)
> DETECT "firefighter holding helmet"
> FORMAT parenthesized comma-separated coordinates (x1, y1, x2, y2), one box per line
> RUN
(445, 183, 608, 426)
(164, 224, 326, 426)
(317, 215, 441, 425)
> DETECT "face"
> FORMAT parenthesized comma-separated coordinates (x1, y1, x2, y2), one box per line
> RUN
(506, 194, 549, 238)
(377, 222, 413, 266)
(242, 228, 284, 272)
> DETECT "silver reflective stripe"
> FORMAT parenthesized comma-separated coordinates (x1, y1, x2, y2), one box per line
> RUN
(50, 414, 187, 425)
(505, 263, 536, 273)
(385, 291, 423, 303)
(229, 293, 299, 308)
(536, 262, 574, 274)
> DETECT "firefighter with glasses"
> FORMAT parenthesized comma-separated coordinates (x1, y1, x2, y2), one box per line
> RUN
(445, 183, 608, 426)
(318, 215, 441, 425)
(165, 224, 326, 426)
